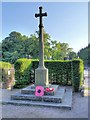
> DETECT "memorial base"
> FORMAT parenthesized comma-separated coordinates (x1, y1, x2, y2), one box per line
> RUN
(9, 85, 72, 109)
(35, 67, 49, 86)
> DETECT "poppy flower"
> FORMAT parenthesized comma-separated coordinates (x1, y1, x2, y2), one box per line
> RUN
(45, 87, 54, 92)
(35, 86, 44, 96)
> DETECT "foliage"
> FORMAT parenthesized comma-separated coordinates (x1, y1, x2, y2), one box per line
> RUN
(0, 61, 13, 89)
(0, 61, 12, 82)
(0, 61, 12, 69)
(72, 59, 84, 92)
(31, 60, 72, 85)
(14, 58, 84, 91)
(78, 44, 89, 67)
(1, 31, 77, 64)
(68, 51, 77, 59)
(14, 58, 32, 88)
(50, 41, 74, 60)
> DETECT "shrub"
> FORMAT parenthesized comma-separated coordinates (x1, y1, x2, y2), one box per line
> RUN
(0, 61, 12, 69)
(15, 59, 72, 88)
(14, 58, 32, 88)
(14, 58, 84, 91)
(31, 60, 72, 85)
(72, 59, 84, 92)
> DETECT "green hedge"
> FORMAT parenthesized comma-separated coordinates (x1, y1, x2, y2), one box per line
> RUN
(14, 58, 84, 91)
(32, 60, 72, 85)
(72, 59, 84, 92)
(14, 58, 32, 88)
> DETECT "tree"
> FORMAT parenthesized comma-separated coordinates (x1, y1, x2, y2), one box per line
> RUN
(2, 31, 29, 63)
(78, 45, 88, 66)
(1, 31, 76, 63)
(68, 51, 77, 59)
(2, 31, 51, 63)
(50, 41, 73, 60)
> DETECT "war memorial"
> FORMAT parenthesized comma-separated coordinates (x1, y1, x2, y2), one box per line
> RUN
(1, 7, 72, 109)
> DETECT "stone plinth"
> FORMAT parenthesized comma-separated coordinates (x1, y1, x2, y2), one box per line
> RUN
(44, 85, 59, 96)
(21, 84, 59, 96)
(11, 86, 66, 103)
(2, 87, 72, 109)
(35, 67, 49, 86)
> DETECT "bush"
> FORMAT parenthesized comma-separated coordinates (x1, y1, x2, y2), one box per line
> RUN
(14, 58, 32, 88)
(14, 58, 84, 91)
(0, 61, 12, 69)
(72, 59, 84, 92)
(32, 60, 72, 85)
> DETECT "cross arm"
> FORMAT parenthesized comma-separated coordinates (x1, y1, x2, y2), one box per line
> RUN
(42, 12, 47, 17)
(35, 12, 47, 18)
(35, 13, 40, 18)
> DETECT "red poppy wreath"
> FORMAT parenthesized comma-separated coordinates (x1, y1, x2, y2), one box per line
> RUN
(45, 87, 54, 92)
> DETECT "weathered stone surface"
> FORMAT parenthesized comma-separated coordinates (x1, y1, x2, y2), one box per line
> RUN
(2, 88, 72, 109)
(21, 84, 59, 96)
(11, 86, 66, 103)
(35, 67, 49, 86)
(21, 88, 35, 94)
(35, 7, 49, 87)
(44, 85, 59, 96)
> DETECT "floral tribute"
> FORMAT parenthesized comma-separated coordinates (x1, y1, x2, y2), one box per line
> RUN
(35, 86, 44, 96)
(45, 87, 54, 92)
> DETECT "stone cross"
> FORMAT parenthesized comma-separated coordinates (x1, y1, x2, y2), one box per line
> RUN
(35, 6, 47, 68)
(35, 6, 49, 87)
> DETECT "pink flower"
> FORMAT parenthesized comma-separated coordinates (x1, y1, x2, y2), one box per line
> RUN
(35, 86, 44, 96)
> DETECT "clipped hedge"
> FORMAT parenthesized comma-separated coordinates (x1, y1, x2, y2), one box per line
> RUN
(14, 58, 32, 88)
(14, 58, 84, 91)
(32, 60, 72, 85)
(72, 59, 84, 92)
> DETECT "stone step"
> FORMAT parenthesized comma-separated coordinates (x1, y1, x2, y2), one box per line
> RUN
(21, 84, 59, 96)
(2, 88, 72, 109)
(11, 87, 65, 103)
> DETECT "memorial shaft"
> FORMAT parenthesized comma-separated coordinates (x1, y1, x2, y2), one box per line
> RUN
(35, 6, 49, 86)
(35, 6, 47, 68)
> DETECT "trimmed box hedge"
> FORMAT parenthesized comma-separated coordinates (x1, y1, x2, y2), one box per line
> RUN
(14, 58, 84, 91)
